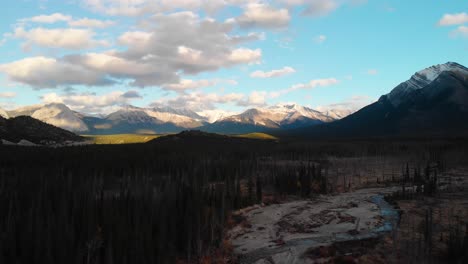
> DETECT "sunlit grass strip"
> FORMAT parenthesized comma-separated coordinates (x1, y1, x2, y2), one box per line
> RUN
(234, 132, 278, 140)
(82, 134, 160, 144)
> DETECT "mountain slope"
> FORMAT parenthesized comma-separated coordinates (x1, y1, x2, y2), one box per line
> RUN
(84, 106, 206, 134)
(286, 62, 468, 139)
(0, 116, 83, 145)
(0, 108, 8, 119)
(8, 103, 89, 132)
(202, 104, 336, 134)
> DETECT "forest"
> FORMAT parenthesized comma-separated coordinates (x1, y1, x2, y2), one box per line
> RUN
(0, 133, 467, 263)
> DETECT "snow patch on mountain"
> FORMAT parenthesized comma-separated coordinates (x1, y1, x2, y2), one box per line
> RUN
(106, 105, 204, 128)
(153, 106, 206, 121)
(216, 103, 336, 128)
(31, 103, 89, 132)
(386, 62, 468, 106)
(197, 109, 239, 123)
(0, 108, 8, 119)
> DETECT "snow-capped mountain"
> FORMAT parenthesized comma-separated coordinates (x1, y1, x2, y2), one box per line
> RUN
(290, 62, 468, 138)
(106, 105, 204, 128)
(83, 105, 207, 134)
(0, 108, 8, 119)
(4, 102, 354, 135)
(8, 103, 89, 132)
(386, 62, 468, 106)
(218, 104, 334, 126)
(197, 109, 239, 123)
(152, 106, 207, 121)
(319, 109, 355, 120)
(202, 103, 340, 134)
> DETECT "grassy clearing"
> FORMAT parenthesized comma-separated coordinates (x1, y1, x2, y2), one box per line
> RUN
(83, 134, 160, 144)
(234, 132, 278, 140)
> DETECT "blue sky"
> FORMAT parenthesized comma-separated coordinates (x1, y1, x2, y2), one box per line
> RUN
(0, 0, 466, 115)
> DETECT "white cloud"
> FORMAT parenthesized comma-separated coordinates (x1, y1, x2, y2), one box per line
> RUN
(118, 31, 153, 48)
(23, 13, 72, 23)
(303, 0, 339, 17)
(450, 25, 468, 38)
(316, 95, 374, 113)
(83, 0, 148, 16)
(83, 0, 256, 16)
(68, 18, 115, 28)
(13, 27, 109, 50)
(162, 79, 237, 92)
(2, 11, 262, 89)
(154, 91, 246, 111)
(0, 57, 111, 88)
(367, 69, 378, 75)
(0, 92, 16, 98)
(41, 91, 142, 114)
(314, 35, 327, 43)
(228, 48, 262, 64)
(281, 0, 366, 17)
(235, 3, 290, 29)
(247, 90, 267, 106)
(280, 0, 339, 17)
(20, 13, 115, 28)
(250, 66, 296, 78)
(438, 13, 468, 26)
(270, 78, 339, 98)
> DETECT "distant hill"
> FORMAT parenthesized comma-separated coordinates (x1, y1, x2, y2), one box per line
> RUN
(148, 130, 276, 150)
(284, 62, 468, 139)
(0, 116, 83, 145)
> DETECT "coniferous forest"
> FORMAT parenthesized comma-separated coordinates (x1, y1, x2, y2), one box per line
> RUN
(0, 134, 467, 263)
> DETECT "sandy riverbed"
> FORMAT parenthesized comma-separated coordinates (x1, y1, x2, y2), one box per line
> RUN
(228, 187, 401, 264)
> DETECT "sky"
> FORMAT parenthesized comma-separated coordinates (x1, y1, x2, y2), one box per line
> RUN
(0, 0, 466, 115)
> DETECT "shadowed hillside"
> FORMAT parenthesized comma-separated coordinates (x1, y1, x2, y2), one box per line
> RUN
(0, 116, 83, 144)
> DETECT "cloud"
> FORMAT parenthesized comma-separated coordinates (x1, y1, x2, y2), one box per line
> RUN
(280, 0, 338, 17)
(68, 18, 115, 28)
(83, 0, 238, 16)
(250, 66, 296, 78)
(2, 11, 262, 89)
(20, 13, 115, 28)
(235, 3, 290, 29)
(281, 0, 366, 17)
(13, 27, 109, 50)
(23, 13, 72, 23)
(121, 90, 142, 98)
(270, 78, 339, 98)
(0, 56, 112, 88)
(302, 0, 339, 17)
(246, 90, 267, 106)
(438, 12, 468, 26)
(450, 25, 468, 38)
(162, 79, 237, 92)
(0, 92, 16, 98)
(314, 35, 327, 43)
(154, 91, 246, 111)
(316, 95, 374, 112)
(367, 69, 378, 75)
(41, 91, 142, 114)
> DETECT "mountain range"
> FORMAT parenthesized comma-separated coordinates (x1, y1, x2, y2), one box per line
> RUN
(1, 61, 467, 139)
(0, 102, 349, 135)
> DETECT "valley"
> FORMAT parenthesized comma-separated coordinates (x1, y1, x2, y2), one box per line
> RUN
(0, 61, 467, 263)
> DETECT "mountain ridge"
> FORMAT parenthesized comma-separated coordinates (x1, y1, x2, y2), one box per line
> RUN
(283, 62, 468, 139)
